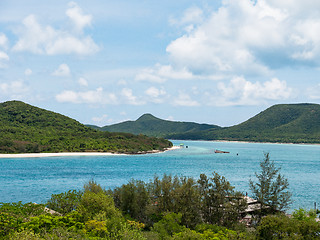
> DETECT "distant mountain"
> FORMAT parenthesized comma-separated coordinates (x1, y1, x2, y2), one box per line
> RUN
(169, 103, 320, 143)
(0, 101, 172, 153)
(93, 104, 320, 144)
(212, 103, 320, 143)
(98, 113, 220, 138)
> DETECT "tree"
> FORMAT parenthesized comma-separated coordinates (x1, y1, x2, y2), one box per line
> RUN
(249, 153, 292, 215)
(257, 212, 320, 239)
(46, 190, 82, 215)
(198, 173, 247, 227)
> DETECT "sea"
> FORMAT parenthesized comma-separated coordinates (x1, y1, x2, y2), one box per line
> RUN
(0, 140, 319, 212)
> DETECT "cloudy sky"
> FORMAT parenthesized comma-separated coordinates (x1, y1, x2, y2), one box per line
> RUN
(1, 0, 320, 127)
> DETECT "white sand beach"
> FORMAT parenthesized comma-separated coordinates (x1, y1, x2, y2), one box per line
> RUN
(0, 146, 181, 158)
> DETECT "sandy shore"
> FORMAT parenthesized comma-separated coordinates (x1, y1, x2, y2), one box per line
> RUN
(0, 146, 181, 159)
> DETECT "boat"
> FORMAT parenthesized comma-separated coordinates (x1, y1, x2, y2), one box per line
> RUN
(214, 149, 230, 153)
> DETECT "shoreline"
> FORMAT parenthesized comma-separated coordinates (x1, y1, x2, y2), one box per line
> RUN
(0, 146, 181, 159)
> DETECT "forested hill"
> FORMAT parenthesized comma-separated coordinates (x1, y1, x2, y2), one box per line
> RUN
(0, 101, 172, 154)
(98, 113, 220, 138)
(169, 103, 320, 143)
(92, 104, 320, 144)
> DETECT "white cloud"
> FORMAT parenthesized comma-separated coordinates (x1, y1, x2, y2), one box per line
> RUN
(172, 92, 199, 107)
(66, 2, 92, 32)
(145, 87, 167, 103)
(52, 63, 70, 77)
(170, 6, 204, 28)
(0, 51, 9, 68)
(78, 77, 88, 87)
(135, 64, 195, 83)
(145, 87, 166, 98)
(56, 87, 118, 104)
(0, 80, 29, 98)
(121, 88, 145, 105)
(214, 76, 293, 106)
(24, 68, 32, 76)
(166, 0, 320, 77)
(92, 114, 108, 123)
(13, 7, 99, 55)
(0, 33, 8, 49)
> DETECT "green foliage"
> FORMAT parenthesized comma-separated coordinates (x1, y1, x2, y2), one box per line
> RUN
(149, 175, 202, 228)
(9, 229, 42, 240)
(113, 180, 150, 223)
(249, 153, 292, 215)
(1, 172, 312, 239)
(78, 191, 121, 221)
(198, 173, 247, 227)
(0, 101, 172, 154)
(0, 202, 46, 237)
(100, 113, 219, 138)
(152, 212, 186, 239)
(166, 103, 320, 143)
(46, 190, 82, 215)
(292, 208, 317, 221)
(257, 213, 320, 239)
(112, 173, 246, 231)
(84, 179, 104, 194)
(22, 212, 84, 234)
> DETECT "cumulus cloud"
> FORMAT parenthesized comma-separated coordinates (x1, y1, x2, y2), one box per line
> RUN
(170, 6, 204, 30)
(12, 3, 99, 56)
(56, 87, 117, 104)
(0, 33, 8, 49)
(0, 51, 9, 68)
(66, 2, 92, 32)
(52, 64, 70, 77)
(135, 64, 194, 83)
(78, 77, 88, 87)
(121, 88, 145, 105)
(166, 0, 320, 77)
(214, 76, 293, 106)
(0, 80, 29, 98)
(145, 87, 166, 103)
(172, 92, 199, 107)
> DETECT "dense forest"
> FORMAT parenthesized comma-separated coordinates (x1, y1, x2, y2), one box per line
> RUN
(100, 113, 219, 138)
(0, 101, 172, 154)
(96, 104, 320, 144)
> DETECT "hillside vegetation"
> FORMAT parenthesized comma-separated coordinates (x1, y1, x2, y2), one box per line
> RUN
(0, 101, 172, 154)
(98, 113, 219, 138)
(204, 103, 320, 143)
(97, 104, 320, 144)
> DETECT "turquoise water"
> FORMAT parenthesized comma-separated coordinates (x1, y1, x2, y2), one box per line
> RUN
(0, 140, 319, 211)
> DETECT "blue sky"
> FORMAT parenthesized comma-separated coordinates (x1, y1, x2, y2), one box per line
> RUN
(1, 0, 320, 127)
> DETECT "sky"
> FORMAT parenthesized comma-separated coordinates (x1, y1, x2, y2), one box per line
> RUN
(1, 0, 320, 127)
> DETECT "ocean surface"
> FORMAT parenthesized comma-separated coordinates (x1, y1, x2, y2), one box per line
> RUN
(0, 140, 319, 212)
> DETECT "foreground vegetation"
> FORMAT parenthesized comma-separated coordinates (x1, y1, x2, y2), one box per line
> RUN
(0, 101, 172, 154)
(1, 154, 318, 239)
(1, 179, 319, 239)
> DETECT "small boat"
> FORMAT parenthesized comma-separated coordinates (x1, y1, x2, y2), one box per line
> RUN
(214, 149, 230, 153)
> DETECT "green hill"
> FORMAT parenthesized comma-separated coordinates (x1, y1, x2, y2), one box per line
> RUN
(212, 103, 320, 143)
(0, 101, 172, 154)
(169, 103, 320, 143)
(100, 113, 220, 138)
(95, 104, 320, 144)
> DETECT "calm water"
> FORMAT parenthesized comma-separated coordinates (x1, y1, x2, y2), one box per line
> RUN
(0, 140, 319, 211)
